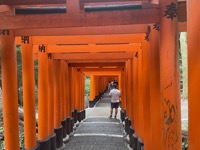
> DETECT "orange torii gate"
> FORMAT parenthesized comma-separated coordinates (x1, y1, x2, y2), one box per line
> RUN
(1, 0, 200, 150)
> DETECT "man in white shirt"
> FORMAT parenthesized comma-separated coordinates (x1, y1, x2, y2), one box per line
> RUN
(109, 83, 121, 118)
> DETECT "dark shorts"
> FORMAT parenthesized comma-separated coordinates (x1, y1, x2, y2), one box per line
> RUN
(111, 102, 119, 109)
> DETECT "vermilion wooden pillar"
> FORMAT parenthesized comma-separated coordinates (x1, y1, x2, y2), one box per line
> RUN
(47, 53, 54, 136)
(79, 73, 83, 111)
(78, 71, 82, 111)
(60, 60, 67, 139)
(160, 0, 181, 149)
(103, 77, 106, 91)
(54, 60, 61, 128)
(71, 67, 76, 110)
(68, 66, 74, 112)
(74, 69, 81, 111)
(125, 60, 131, 118)
(128, 59, 134, 123)
(38, 46, 49, 139)
(133, 52, 139, 135)
(60, 60, 66, 121)
(38, 45, 49, 145)
(95, 76, 98, 96)
(98, 77, 102, 93)
(90, 75, 95, 101)
(65, 61, 70, 117)
(81, 73, 85, 110)
(53, 60, 63, 148)
(188, 0, 200, 149)
(118, 74, 122, 92)
(63, 61, 67, 118)
(138, 48, 144, 139)
(149, 25, 162, 150)
(141, 40, 150, 149)
(0, 31, 20, 150)
(95, 76, 99, 96)
(130, 59, 134, 124)
(121, 69, 126, 111)
(101, 77, 104, 92)
(78, 72, 84, 122)
(21, 37, 37, 149)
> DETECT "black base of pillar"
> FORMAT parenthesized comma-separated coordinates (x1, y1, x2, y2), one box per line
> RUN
(54, 126, 63, 148)
(72, 109, 78, 123)
(129, 127, 135, 148)
(89, 91, 105, 108)
(132, 134, 138, 150)
(128, 118, 131, 134)
(137, 137, 144, 150)
(50, 133, 57, 150)
(120, 110, 125, 122)
(38, 137, 51, 150)
(22, 142, 40, 150)
(125, 117, 128, 133)
(80, 110, 84, 121)
(70, 118, 74, 133)
(125, 117, 131, 135)
(66, 117, 71, 135)
(89, 101, 94, 108)
(61, 119, 67, 138)
(83, 109, 86, 120)
(124, 109, 127, 118)
(77, 111, 82, 122)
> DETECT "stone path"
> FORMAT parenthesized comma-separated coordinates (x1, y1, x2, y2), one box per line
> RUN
(64, 91, 127, 150)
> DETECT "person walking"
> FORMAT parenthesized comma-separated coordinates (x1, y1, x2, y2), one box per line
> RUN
(109, 83, 121, 118)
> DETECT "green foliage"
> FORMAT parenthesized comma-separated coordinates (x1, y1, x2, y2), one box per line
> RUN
(182, 121, 188, 150)
(0, 129, 24, 150)
(0, 127, 3, 135)
(0, 141, 4, 150)
(85, 76, 90, 97)
(34, 60, 38, 88)
(0, 127, 4, 149)
(182, 121, 188, 131)
(16, 46, 39, 107)
(17, 46, 23, 106)
(182, 140, 188, 150)
(19, 132, 24, 148)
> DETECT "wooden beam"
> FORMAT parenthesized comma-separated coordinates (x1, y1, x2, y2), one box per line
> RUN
(34, 53, 127, 64)
(80, 67, 123, 72)
(0, 5, 11, 13)
(0, 9, 160, 30)
(80, 0, 146, 3)
(14, 25, 148, 36)
(67, 59, 127, 63)
(34, 53, 129, 62)
(34, 53, 131, 64)
(0, 0, 66, 5)
(80, 0, 145, 10)
(178, 22, 187, 32)
(0, 0, 148, 6)
(16, 34, 144, 44)
(66, 0, 81, 13)
(83, 71, 121, 76)
(70, 62, 125, 67)
(53, 52, 133, 60)
(32, 44, 141, 53)
(177, 1, 187, 22)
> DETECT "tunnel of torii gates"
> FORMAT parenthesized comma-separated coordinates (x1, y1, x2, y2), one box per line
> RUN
(0, 0, 200, 150)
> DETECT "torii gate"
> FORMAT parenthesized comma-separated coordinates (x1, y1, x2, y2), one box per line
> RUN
(1, 0, 200, 150)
